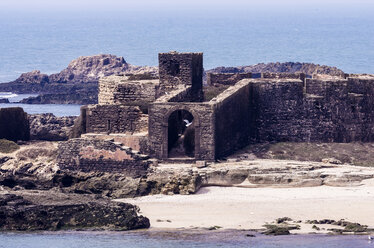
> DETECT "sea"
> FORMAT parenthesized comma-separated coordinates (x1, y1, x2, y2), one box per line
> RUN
(0, 5, 374, 116)
(0, 230, 373, 248)
(1, 4, 374, 246)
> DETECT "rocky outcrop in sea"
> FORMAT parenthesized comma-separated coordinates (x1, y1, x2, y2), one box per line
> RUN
(0, 54, 158, 104)
(206, 62, 345, 77)
(0, 56, 345, 105)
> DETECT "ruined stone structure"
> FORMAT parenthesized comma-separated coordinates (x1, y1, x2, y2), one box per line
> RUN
(57, 138, 150, 177)
(207, 72, 252, 86)
(61, 51, 374, 169)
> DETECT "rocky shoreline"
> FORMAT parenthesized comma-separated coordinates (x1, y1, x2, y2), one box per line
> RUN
(0, 191, 149, 231)
(1, 139, 374, 233)
(0, 55, 346, 105)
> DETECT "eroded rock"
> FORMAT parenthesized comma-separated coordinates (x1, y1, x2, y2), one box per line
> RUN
(29, 114, 77, 141)
(0, 192, 149, 231)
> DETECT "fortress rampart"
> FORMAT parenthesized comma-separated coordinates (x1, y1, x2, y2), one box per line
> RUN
(70, 52, 374, 163)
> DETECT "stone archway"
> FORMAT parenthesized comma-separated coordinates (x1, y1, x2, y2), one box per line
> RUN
(167, 109, 195, 158)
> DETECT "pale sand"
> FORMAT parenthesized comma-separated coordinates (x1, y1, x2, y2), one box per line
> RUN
(118, 178, 374, 233)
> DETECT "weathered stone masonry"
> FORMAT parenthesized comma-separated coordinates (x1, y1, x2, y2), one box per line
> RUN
(213, 80, 252, 158)
(82, 105, 148, 134)
(148, 100, 215, 160)
(249, 76, 374, 143)
(57, 138, 150, 177)
(69, 51, 374, 167)
(99, 76, 158, 105)
(158, 52, 203, 97)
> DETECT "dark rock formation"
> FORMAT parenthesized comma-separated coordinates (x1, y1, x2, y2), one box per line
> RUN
(0, 55, 344, 105)
(0, 54, 157, 104)
(29, 114, 77, 141)
(20, 85, 98, 104)
(0, 107, 30, 142)
(49, 55, 129, 84)
(12, 70, 50, 85)
(206, 62, 345, 78)
(0, 192, 150, 231)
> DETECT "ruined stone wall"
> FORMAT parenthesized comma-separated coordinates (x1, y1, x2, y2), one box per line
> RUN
(262, 72, 306, 81)
(99, 76, 158, 105)
(57, 138, 150, 177)
(249, 79, 305, 142)
(82, 133, 149, 154)
(148, 102, 215, 160)
(248, 76, 374, 143)
(207, 72, 252, 86)
(83, 105, 148, 134)
(213, 80, 252, 158)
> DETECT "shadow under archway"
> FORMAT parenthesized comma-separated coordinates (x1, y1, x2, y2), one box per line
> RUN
(168, 109, 195, 158)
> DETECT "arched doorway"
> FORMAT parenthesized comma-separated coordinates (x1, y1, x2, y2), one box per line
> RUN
(168, 109, 195, 158)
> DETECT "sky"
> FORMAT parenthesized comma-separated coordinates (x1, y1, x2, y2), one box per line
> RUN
(0, 0, 373, 12)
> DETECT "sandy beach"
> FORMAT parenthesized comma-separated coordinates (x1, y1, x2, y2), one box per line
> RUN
(119, 178, 374, 233)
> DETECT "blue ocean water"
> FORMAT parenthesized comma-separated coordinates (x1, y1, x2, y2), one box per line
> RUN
(0, 7, 373, 84)
(0, 231, 373, 248)
(0, 7, 373, 116)
(0, 93, 80, 116)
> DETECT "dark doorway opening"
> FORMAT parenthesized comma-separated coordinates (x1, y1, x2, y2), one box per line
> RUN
(168, 110, 195, 158)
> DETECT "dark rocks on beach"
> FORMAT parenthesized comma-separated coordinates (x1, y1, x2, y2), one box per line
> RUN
(0, 192, 150, 231)
(262, 225, 291, 236)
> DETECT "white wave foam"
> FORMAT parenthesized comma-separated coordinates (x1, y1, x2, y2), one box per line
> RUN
(0, 92, 18, 98)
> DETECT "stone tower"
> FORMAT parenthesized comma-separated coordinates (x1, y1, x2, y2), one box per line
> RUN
(158, 51, 203, 96)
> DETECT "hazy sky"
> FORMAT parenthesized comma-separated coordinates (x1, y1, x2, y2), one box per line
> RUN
(1, 0, 373, 11)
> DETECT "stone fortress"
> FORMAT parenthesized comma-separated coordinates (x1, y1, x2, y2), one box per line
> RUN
(57, 51, 374, 173)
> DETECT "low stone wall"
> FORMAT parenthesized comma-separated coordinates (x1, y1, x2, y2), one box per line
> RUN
(82, 133, 149, 154)
(57, 138, 150, 177)
(207, 72, 252, 86)
(99, 75, 158, 105)
(83, 105, 148, 134)
(262, 72, 306, 81)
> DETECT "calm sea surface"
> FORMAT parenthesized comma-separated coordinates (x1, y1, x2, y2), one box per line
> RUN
(0, 7, 373, 83)
(0, 231, 373, 248)
(0, 92, 80, 116)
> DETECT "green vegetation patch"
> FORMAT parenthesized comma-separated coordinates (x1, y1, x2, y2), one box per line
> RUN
(0, 139, 20, 153)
